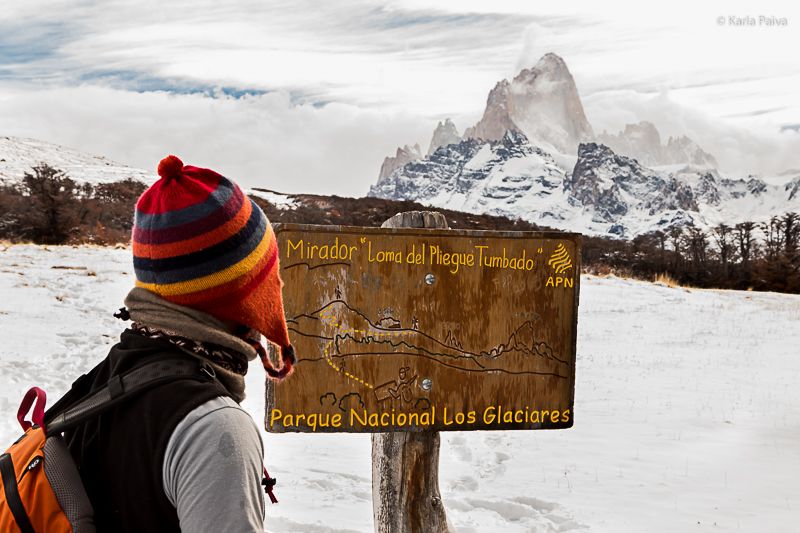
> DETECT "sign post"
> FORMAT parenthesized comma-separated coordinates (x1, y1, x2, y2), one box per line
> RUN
(372, 211, 451, 533)
(265, 212, 581, 532)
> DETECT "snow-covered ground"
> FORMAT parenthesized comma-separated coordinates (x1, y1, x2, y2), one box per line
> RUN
(1, 244, 798, 532)
(0, 136, 155, 186)
(248, 188, 299, 210)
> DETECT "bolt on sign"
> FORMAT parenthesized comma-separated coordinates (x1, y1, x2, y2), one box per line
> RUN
(265, 224, 581, 433)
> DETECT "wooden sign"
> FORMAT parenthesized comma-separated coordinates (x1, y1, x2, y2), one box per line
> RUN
(265, 224, 580, 433)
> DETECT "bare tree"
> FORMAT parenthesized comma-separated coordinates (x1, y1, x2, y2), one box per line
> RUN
(760, 216, 784, 263)
(783, 212, 798, 258)
(668, 226, 683, 270)
(711, 224, 734, 279)
(20, 163, 80, 244)
(652, 230, 667, 266)
(686, 227, 708, 265)
(734, 221, 756, 284)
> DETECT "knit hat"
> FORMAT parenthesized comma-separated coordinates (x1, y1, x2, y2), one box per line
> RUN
(131, 155, 294, 379)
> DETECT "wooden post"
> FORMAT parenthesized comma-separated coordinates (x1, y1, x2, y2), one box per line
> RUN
(372, 210, 451, 533)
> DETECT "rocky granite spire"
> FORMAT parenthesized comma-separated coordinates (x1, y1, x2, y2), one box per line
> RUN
(463, 53, 594, 154)
(427, 119, 461, 156)
(377, 144, 422, 183)
(597, 121, 718, 167)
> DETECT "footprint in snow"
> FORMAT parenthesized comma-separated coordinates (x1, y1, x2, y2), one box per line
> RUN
(453, 496, 587, 531)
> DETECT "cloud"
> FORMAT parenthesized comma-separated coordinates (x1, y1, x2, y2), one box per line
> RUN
(583, 89, 800, 176)
(1, 0, 799, 193)
(0, 0, 533, 116)
(0, 84, 431, 196)
(0, 0, 539, 195)
(513, 10, 800, 176)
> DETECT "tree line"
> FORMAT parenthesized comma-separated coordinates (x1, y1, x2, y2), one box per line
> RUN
(583, 214, 800, 293)
(0, 163, 146, 245)
(1, 163, 798, 293)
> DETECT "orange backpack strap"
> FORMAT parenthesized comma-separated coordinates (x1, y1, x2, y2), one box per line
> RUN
(0, 452, 36, 533)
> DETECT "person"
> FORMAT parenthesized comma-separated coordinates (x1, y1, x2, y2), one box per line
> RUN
(55, 155, 295, 532)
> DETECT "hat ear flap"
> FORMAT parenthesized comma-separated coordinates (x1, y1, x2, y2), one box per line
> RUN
(247, 338, 295, 380)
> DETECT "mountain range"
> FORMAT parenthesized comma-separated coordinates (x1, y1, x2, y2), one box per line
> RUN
(2, 52, 797, 241)
(371, 53, 799, 237)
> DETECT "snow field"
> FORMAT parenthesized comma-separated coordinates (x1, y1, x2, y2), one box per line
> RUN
(1, 245, 798, 532)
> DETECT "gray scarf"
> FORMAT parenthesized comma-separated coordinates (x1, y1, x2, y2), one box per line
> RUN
(123, 287, 260, 402)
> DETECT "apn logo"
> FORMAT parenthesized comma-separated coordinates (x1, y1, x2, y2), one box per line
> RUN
(546, 243, 574, 288)
(547, 243, 573, 274)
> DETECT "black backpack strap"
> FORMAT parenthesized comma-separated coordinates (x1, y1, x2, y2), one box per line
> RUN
(45, 356, 217, 436)
(44, 364, 102, 423)
(1, 453, 36, 533)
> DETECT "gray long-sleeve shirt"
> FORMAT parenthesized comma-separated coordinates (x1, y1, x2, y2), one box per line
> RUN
(162, 396, 265, 532)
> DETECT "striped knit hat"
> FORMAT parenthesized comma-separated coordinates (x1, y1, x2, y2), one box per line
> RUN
(132, 155, 294, 379)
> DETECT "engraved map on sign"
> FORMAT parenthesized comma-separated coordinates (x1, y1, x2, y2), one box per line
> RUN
(265, 224, 580, 433)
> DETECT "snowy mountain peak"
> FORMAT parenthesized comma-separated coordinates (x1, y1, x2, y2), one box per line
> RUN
(523, 52, 572, 80)
(0, 136, 154, 186)
(371, 52, 796, 240)
(463, 52, 594, 154)
(427, 119, 461, 156)
(461, 80, 516, 143)
(378, 143, 422, 182)
(369, 128, 568, 213)
(664, 135, 718, 167)
(371, 132, 798, 238)
(568, 142, 698, 231)
(597, 121, 718, 167)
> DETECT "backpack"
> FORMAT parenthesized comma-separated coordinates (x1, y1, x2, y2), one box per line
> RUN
(0, 354, 277, 533)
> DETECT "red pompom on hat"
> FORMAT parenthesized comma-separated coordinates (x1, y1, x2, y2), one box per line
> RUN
(157, 155, 184, 182)
(131, 155, 295, 380)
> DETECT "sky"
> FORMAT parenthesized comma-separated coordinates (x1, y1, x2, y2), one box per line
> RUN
(0, 0, 798, 196)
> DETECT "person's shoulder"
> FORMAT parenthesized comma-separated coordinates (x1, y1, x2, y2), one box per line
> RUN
(163, 396, 263, 494)
(182, 395, 245, 420)
(170, 396, 263, 455)
(178, 396, 260, 436)
(162, 396, 265, 516)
